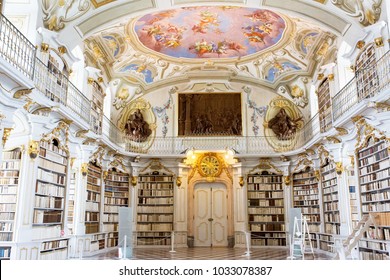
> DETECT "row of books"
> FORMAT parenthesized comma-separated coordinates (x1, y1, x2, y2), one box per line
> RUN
(85, 212, 99, 222)
(359, 250, 389, 260)
(105, 181, 129, 187)
(358, 141, 387, 158)
(293, 180, 318, 186)
(85, 223, 99, 234)
(138, 197, 174, 204)
(137, 238, 171, 246)
(248, 176, 282, 183)
(137, 206, 173, 213)
(139, 183, 174, 189)
(0, 203, 16, 211)
(248, 214, 284, 222)
(359, 151, 389, 167)
(249, 223, 285, 231)
(248, 199, 284, 207)
(294, 200, 319, 206)
(138, 190, 173, 196)
(137, 232, 171, 237)
(33, 209, 62, 224)
(88, 164, 101, 173)
(85, 201, 100, 212)
(37, 168, 66, 186)
(361, 191, 390, 203)
(0, 196, 17, 203)
(325, 224, 340, 235)
(362, 203, 390, 212)
(87, 176, 101, 185)
(247, 184, 283, 191)
(375, 212, 390, 226)
(34, 196, 63, 209)
(359, 162, 388, 175)
(87, 191, 100, 202)
(104, 197, 128, 205)
(300, 207, 320, 214)
(323, 193, 339, 202)
(0, 170, 19, 177)
(251, 238, 286, 246)
(87, 183, 101, 192)
(322, 178, 337, 188)
(322, 172, 336, 182)
(103, 224, 118, 232)
(0, 212, 15, 220)
(35, 181, 65, 197)
(137, 223, 173, 231)
(137, 214, 173, 222)
(104, 187, 129, 194)
(301, 214, 321, 222)
(247, 191, 284, 199)
(0, 233, 12, 241)
(103, 205, 121, 213)
(0, 161, 20, 170)
(293, 173, 316, 179)
(41, 239, 68, 251)
(251, 232, 286, 238)
(38, 157, 66, 174)
(39, 148, 68, 165)
(294, 194, 319, 200)
(361, 180, 390, 193)
(40, 248, 68, 260)
(324, 213, 340, 223)
(323, 185, 337, 194)
(2, 150, 21, 160)
(0, 185, 18, 195)
(359, 169, 389, 183)
(321, 163, 335, 174)
(106, 174, 129, 182)
(40, 141, 67, 156)
(139, 176, 173, 182)
(0, 222, 13, 232)
(0, 247, 11, 258)
(102, 214, 118, 222)
(324, 201, 339, 211)
(359, 239, 388, 251)
(248, 208, 284, 215)
(0, 178, 18, 185)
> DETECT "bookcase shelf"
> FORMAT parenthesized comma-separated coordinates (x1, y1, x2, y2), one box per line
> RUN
(321, 160, 340, 236)
(292, 168, 321, 234)
(0, 148, 22, 259)
(317, 78, 332, 133)
(86, 161, 102, 234)
(33, 140, 67, 227)
(357, 137, 390, 260)
(40, 238, 69, 260)
(247, 171, 285, 246)
(90, 81, 104, 135)
(137, 171, 174, 246)
(103, 168, 130, 247)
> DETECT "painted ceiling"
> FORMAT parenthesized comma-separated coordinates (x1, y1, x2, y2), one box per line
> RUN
(133, 7, 286, 59)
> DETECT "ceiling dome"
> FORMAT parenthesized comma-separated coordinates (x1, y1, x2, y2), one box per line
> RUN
(133, 6, 287, 59)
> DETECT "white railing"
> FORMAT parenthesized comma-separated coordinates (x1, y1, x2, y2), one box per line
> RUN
(0, 13, 36, 79)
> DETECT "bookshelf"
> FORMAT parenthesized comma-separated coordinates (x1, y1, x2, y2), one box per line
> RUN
(317, 77, 332, 133)
(103, 168, 130, 247)
(357, 137, 390, 260)
(40, 238, 69, 260)
(247, 171, 286, 246)
(0, 148, 22, 259)
(33, 139, 67, 227)
(292, 168, 321, 234)
(348, 169, 360, 229)
(321, 160, 340, 235)
(67, 170, 76, 235)
(356, 44, 378, 100)
(86, 161, 102, 234)
(137, 171, 174, 246)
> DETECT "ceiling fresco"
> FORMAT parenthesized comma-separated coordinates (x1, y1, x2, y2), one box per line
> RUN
(133, 7, 286, 59)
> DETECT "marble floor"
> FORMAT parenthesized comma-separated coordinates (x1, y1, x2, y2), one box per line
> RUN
(81, 246, 332, 260)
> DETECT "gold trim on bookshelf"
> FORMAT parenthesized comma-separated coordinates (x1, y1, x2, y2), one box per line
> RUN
(317, 73, 324, 80)
(2, 128, 12, 146)
(374, 37, 384, 48)
(70, 157, 76, 168)
(81, 163, 88, 176)
(176, 176, 182, 188)
(131, 176, 137, 186)
(248, 158, 283, 175)
(283, 175, 290, 185)
(335, 127, 348, 136)
(349, 156, 355, 169)
(41, 120, 70, 155)
(58, 46, 67, 54)
(103, 170, 108, 180)
(97, 77, 104, 83)
(140, 159, 175, 175)
(239, 176, 244, 187)
(314, 170, 321, 180)
(41, 43, 49, 53)
(325, 136, 341, 144)
(87, 77, 95, 85)
(367, 101, 390, 112)
(75, 129, 89, 138)
(328, 74, 334, 81)
(28, 140, 39, 159)
(351, 115, 364, 123)
(335, 162, 343, 175)
(13, 88, 33, 99)
(356, 40, 365, 49)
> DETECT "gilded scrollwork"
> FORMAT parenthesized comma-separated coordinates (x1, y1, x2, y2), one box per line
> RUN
(40, 120, 71, 155)
(331, 0, 383, 26)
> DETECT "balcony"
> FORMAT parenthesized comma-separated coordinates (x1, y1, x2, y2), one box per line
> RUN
(0, 13, 389, 156)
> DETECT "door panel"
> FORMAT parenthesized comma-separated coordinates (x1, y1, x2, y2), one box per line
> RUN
(194, 183, 227, 247)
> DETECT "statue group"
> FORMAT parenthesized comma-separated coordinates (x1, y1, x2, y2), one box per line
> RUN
(268, 108, 302, 140)
(125, 109, 152, 142)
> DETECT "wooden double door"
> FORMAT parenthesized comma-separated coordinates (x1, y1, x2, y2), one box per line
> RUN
(193, 183, 228, 247)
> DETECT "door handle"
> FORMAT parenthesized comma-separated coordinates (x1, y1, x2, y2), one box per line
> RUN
(208, 218, 213, 222)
